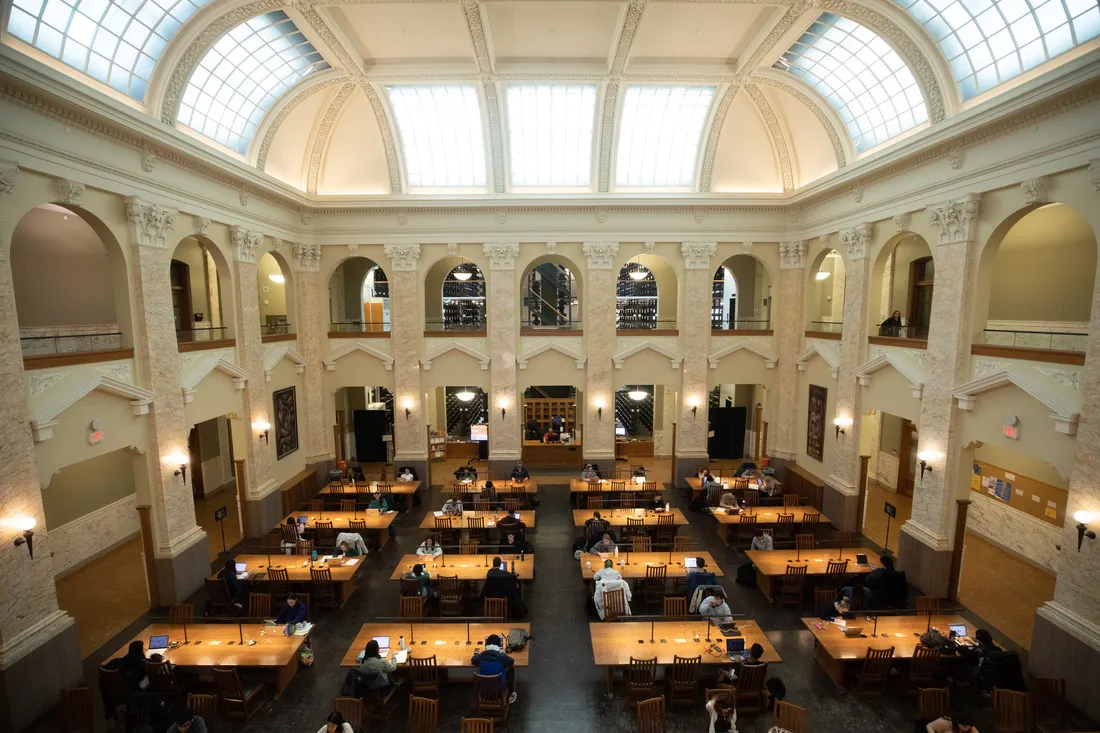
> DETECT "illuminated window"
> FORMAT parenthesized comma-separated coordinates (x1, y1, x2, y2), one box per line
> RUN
(505, 84, 596, 187)
(6, 0, 212, 101)
(177, 11, 330, 155)
(775, 13, 928, 152)
(894, 0, 1100, 100)
(615, 85, 715, 187)
(386, 85, 487, 188)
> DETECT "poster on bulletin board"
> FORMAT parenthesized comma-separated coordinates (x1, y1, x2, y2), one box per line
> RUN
(994, 479, 1012, 503)
(970, 460, 1066, 528)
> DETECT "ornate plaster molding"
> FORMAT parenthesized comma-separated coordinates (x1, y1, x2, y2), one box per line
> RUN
(254, 74, 351, 170)
(928, 193, 980, 245)
(681, 241, 717, 269)
(30, 375, 155, 442)
(1021, 176, 1049, 205)
(698, 79, 741, 193)
(124, 196, 176, 249)
(613, 339, 683, 370)
(324, 341, 395, 371)
(749, 72, 848, 169)
(230, 225, 263, 263)
(193, 215, 210, 237)
(596, 80, 620, 193)
(357, 80, 404, 193)
(384, 243, 421, 271)
(293, 242, 321, 272)
(516, 342, 586, 370)
(1090, 158, 1100, 192)
(840, 223, 872, 259)
(948, 144, 964, 169)
(56, 178, 85, 205)
(708, 341, 778, 369)
(141, 145, 157, 173)
(745, 83, 794, 192)
(306, 81, 357, 195)
(582, 241, 619, 269)
(482, 80, 507, 194)
(795, 341, 840, 378)
(0, 159, 18, 195)
(779, 240, 806, 269)
(893, 212, 912, 232)
(740, 1, 811, 73)
(483, 242, 520, 270)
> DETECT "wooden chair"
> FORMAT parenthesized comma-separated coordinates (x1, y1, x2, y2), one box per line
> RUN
(663, 596, 686, 616)
(377, 483, 393, 495)
(408, 655, 442, 699)
(169, 604, 194, 623)
(743, 492, 759, 508)
(824, 559, 849, 590)
(483, 597, 508, 622)
(295, 539, 315, 556)
(96, 665, 131, 720)
(266, 566, 291, 603)
(854, 647, 895, 696)
(474, 674, 510, 723)
(212, 667, 266, 721)
(461, 719, 494, 733)
(993, 688, 1030, 733)
(656, 512, 676, 545)
(310, 567, 338, 610)
(673, 536, 692, 552)
(438, 575, 464, 616)
(401, 578, 423, 598)
(631, 535, 652, 553)
(144, 658, 181, 696)
(332, 697, 363, 733)
(916, 596, 941, 615)
(467, 515, 486, 544)
(309, 499, 325, 512)
(773, 700, 808, 733)
(775, 513, 796, 541)
(733, 662, 768, 712)
(248, 592, 271, 619)
(348, 519, 367, 532)
(802, 512, 821, 531)
(636, 696, 667, 733)
(587, 494, 603, 510)
(409, 695, 439, 733)
(794, 533, 815, 551)
(813, 588, 837, 618)
(625, 657, 658, 702)
(919, 688, 951, 722)
(602, 587, 627, 621)
(778, 564, 807, 607)
(460, 538, 479, 554)
(782, 494, 800, 507)
(909, 645, 941, 689)
(401, 596, 425, 618)
(611, 481, 626, 492)
(504, 498, 522, 513)
(626, 516, 645, 538)
(363, 681, 402, 723)
(832, 530, 857, 546)
(665, 655, 700, 709)
(281, 523, 301, 545)
(644, 564, 667, 610)
(1032, 677, 1066, 728)
(205, 577, 235, 616)
(186, 694, 217, 732)
(59, 688, 93, 733)
(340, 499, 356, 513)
(314, 520, 335, 550)
(736, 514, 757, 546)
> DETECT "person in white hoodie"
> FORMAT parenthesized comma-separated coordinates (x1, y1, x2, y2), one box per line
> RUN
(592, 558, 621, 583)
(594, 561, 632, 620)
(706, 691, 738, 732)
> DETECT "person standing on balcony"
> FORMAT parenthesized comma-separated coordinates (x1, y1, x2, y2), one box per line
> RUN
(879, 310, 903, 337)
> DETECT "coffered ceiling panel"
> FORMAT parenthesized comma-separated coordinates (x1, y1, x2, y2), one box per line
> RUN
(485, 1, 624, 63)
(327, 4, 476, 66)
(630, 4, 780, 68)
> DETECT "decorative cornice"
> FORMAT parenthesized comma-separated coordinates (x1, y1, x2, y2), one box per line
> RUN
(582, 241, 619, 269)
(0, 159, 19, 195)
(230, 225, 263, 263)
(596, 79, 620, 193)
(124, 196, 176, 249)
(839, 222, 872, 259)
(779, 240, 807, 269)
(745, 83, 794, 192)
(612, 0, 647, 75)
(460, 0, 492, 72)
(384, 243, 420, 271)
(1021, 176, 1049, 205)
(306, 81, 357, 195)
(482, 242, 519, 270)
(357, 80, 404, 193)
(739, 1, 811, 73)
(56, 178, 84, 205)
(681, 241, 717, 269)
(928, 193, 980, 245)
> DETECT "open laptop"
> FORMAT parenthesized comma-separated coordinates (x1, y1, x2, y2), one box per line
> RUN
(296, 515, 308, 525)
(855, 553, 869, 565)
(684, 557, 699, 569)
(726, 638, 745, 661)
(147, 634, 169, 657)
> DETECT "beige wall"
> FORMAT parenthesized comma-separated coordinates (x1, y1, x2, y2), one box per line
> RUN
(257, 253, 289, 325)
(194, 415, 234, 496)
(707, 350, 776, 389)
(517, 350, 586, 390)
(794, 358, 836, 476)
(41, 448, 137, 529)
(861, 367, 922, 423)
(809, 253, 843, 322)
(268, 359, 305, 484)
(880, 412, 903, 454)
(184, 369, 244, 429)
(989, 204, 1096, 323)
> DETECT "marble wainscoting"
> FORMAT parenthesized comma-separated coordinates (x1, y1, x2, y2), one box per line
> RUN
(20, 324, 122, 355)
(966, 490, 1062, 573)
(49, 493, 139, 577)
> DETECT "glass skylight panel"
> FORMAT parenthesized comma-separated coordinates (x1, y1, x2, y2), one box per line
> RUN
(893, 0, 1100, 100)
(506, 84, 596, 187)
(176, 11, 329, 155)
(615, 85, 715, 187)
(774, 13, 928, 153)
(386, 85, 487, 188)
(6, 0, 212, 100)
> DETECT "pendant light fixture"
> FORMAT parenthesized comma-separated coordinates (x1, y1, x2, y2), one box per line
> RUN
(455, 387, 477, 402)
(627, 386, 648, 401)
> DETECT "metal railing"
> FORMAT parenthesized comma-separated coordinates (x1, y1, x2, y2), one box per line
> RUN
(260, 323, 291, 336)
(980, 328, 1086, 352)
(425, 319, 486, 333)
(21, 331, 122, 356)
(176, 326, 229, 343)
(329, 321, 390, 333)
(873, 323, 927, 340)
(522, 319, 582, 331)
(807, 320, 843, 334)
(711, 319, 771, 331)
(616, 318, 677, 331)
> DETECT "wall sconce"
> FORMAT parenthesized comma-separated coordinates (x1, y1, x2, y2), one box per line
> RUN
(402, 398, 413, 421)
(917, 450, 938, 483)
(689, 397, 700, 419)
(833, 416, 852, 440)
(12, 516, 36, 558)
(1074, 510, 1096, 551)
(165, 451, 189, 482)
(253, 420, 270, 445)
(594, 399, 604, 420)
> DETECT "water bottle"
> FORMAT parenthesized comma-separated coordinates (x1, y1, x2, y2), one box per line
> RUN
(399, 636, 405, 650)
(510, 560, 515, 574)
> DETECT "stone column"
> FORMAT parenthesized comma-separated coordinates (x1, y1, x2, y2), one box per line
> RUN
(229, 226, 280, 536)
(824, 223, 873, 531)
(0, 162, 82, 733)
(582, 242, 618, 466)
(384, 244, 430, 484)
(898, 195, 980, 596)
(771, 241, 807, 465)
(484, 242, 521, 475)
(291, 242, 331, 470)
(125, 197, 208, 603)
(674, 242, 717, 487)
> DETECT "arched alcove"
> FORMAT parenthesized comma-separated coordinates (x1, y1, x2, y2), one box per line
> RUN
(520, 255, 583, 330)
(170, 235, 234, 343)
(868, 232, 934, 339)
(805, 248, 845, 334)
(257, 251, 295, 336)
(617, 254, 677, 330)
(424, 256, 487, 332)
(712, 254, 773, 330)
(328, 256, 390, 332)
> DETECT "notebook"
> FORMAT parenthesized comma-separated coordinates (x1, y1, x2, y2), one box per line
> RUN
(148, 634, 169, 655)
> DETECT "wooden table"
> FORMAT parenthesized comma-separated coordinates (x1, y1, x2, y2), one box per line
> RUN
(223, 554, 362, 607)
(281, 510, 398, 548)
(801, 614, 973, 689)
(572, 509, 688, 528)
(578, 552, 724, 580)
(708, 506, 829, 545)
(390, 554, 534, 581)
(321, 479, 421, 496)
(420, 510, 536, 531)
(341, 623, 531, 668)
(686, 476, 768, 499)
(589, 620, 780, 696)
(569, 478, 657, 493)
(442, 479, 538, 495)
(107, 623, 308, 698)
(745, 549, 881, 600)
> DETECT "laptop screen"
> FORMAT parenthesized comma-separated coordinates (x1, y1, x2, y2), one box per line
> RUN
(235, 562, 247, 573)
(371, 636, 390, 653)
(514, 512, 521, 520)
(297, 516, 308, 524)
(149, 634, 169, 650)
(684, 557, 698, 569)
(948, 624, 967, 637)
(855, 553, 868, 565)
(726, 638, 745, 655)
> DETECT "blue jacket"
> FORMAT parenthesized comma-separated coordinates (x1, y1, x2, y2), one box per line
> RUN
(686, 570, 717, 603)
(368, 497, 391, 512)
(275, 601, 306, 626)
(471, 646, 514, 682)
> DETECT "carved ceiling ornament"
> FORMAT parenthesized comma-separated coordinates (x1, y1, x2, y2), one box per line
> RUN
(384, 243, 420, 271)
(682, 242, 717, 270)
(306, 82, 357, 195)
(483, 242, 520, 270)
(481, 80, 507, 194)
(347, 243, 359, 256)
(1021, 176, 1049, 205)
(141, 146, 157, 173)
(582, 241, 619, 269)
(293, 242, 321, 272)
(56, 179, 85, 206)
(948, 145, 965, 170)
(300, 209, 314, 226)
(928, 194, 980, 245)
(840, 223, 872, 260)
(740, 241, 753, 254)
(230, 226, 263, 263)
(545, 242, 557, 255)
(239, 189, 251, 207)
(447, 243, 459, 256)
(745, 83, 794, 192)
(779, 241, 807, 269)
(596, 79, 621, 193)
(124, 196, 176, 249)
(0, 160, 19, 195)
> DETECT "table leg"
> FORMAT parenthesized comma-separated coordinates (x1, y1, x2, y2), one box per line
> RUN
(273, 657, 299, 699)
(756, 571, 774, 601)
(814, 643, 848, 690)
(717, 524, 729, 545)
(605, 666, 614, 697)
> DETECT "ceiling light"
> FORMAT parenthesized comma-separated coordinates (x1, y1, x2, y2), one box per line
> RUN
(628, 390, 647, 401)
(453, 270, 473, 281)
(628, 269, 649, 281)
(455, 390, 477, 402)
(816, 271, 831, 280)
(268, 273, 285, 284)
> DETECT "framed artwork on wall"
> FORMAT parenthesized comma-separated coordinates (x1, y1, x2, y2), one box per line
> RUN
(807, 384, 827, 462)
(273, 386, 299, 460)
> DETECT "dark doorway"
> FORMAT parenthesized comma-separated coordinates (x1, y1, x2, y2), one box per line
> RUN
(907, 257, 934, 338)
(708, 406, 747, 459)
(187, 426, 204, 500)
(354, 409, 388, 463)
(170, 259, 192, 334)
(897, 418, 918, 497)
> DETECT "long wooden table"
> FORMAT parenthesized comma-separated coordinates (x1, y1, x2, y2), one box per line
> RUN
(708, 506, 828, 545)
(107, 623, 308, 698)
(341, 623, 531, 668)
(572, 509, 688, 528)
(570, 478, 655, 493)
(321, 479, 421, 496)
(281, 510, 398, 548)
(577, 551, 724, 579)
(686, 476, 767, 498)
(443, 479, 538, 495)
(589, 620, 780, 695)
(801, 614, 974, 689)
(745, 549, 882, 600)
(390, 554, 534, 581)
(221, 554, 362, 607)
(420, 510, 537, 531)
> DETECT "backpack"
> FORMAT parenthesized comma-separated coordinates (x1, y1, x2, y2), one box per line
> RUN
(919, 629, 951, 650)
(506, 627, 530, 652)
(736, 562, 757, 586)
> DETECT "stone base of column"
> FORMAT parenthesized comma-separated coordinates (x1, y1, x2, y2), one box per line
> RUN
(673, 453, 709, 489)
(896, 521, 953, 598)
(242, 484, 285, 539)
(582, 450, 615, 470)
(1032, 602, 1100, 722)
(823, 477, 860, 532)
(154, 527, 211, 605)
(0, 612, 81, 733)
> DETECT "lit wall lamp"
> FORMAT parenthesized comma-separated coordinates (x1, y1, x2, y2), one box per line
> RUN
(1074, 510, 1096, 551)
(689, 397, 700, 419)
(833, 416, 852, 440)
(253, 420, 270, 445)
(12, 516, 36, 558)
(594, 398, 604, 421)
(165, 451, 189, 482)
(402, 398, 413, 421)
(917, 450, 938, 483)
(499, 398, 508, 421)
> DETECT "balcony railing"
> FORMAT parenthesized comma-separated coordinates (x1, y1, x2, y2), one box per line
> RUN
(21, 331, 122, 357)
(872, 324, 927, 340)
(176, 327, 228, 343)
(712, 319, 771, 331)
(425, 319, 486, 333)
(329, 321, 390, 333)
(980, 328, 1086, 352)
(616, 318, 678, 331)
(260, 323, 291, 336)
(807, 320, 843, 334)
(522, 320, 582, 331)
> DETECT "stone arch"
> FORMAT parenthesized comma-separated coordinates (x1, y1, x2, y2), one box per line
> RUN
(867, 230, 934, 337)
(327, 255, 389, 330)
(519, 253, 584, 329)
(170, 234, 236, 340)
(804, 244, 845, 332)
(617, 253, 678, 330)
(423, 250, 489, 332)
(257, 249, 297, 334)
(251, 71, 352, 169)
(714, 253, 775, 330)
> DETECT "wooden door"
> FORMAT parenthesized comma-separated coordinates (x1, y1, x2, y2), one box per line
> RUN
(907, 257, 934, 339)
(170, 260, 192, 334)
(188, 426, 204, 500)
(896, 419, 918, 497)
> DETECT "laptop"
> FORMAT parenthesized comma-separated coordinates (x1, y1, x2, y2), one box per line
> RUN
(842, 626, 864, 637)
(372, 636, 390, 654)
(147, 634, 169, 656)
(948, 624, 967, 638)
(726, 638, 745, 660)
(296, 515, 308, 525)
(855, 553, 868, 565)
(514, 512, 521, 520)
(684, 557, 698, 569)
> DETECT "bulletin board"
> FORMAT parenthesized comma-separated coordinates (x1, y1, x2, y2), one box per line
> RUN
(970, 460, 1067, 528)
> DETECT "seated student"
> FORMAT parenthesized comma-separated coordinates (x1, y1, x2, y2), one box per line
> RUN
(216, 558, 248, 609)
(865, 555, 904, 608)
(698, 588, 732, 620)
(274, 594, 306, 633)
(819, 595, 850, 620)
(318, 711, 354, 733)
(403, 563, 432, 597)
(645, 494, 665, 512)
(281, 516, 307, 551)
(584, 510, 609, 539)
(718, 491, 740, 511)
(580, 463, 599, 481)
(367, 490, 392, 512)
(543, 427, 560, 443)
(471, 634, 518, 703)
(589, 533, 617, 554)
(481, 557, 520, 611)
(840, 579, 872, 608)
(500, 532, 525, 555)
(442, 496, 464, 516)
(481, 480, 499, 508)
(454, 465, 478, 482)
(167, 708, 207, 733)
(510, 462, 530, 481)
(698, 468, 715, 483)
(758, 467, 782, 497)
(926, 716, 980, 733)
(416, 536, 443, 557)
(398, 467, 415, 482)
(729, 642, 766, 681)
(334, 540, 361, 558)
(498, 511, 526, 539)
(749, 529, 773, 551)
(592, 558, 622, 583)
(733, 461, 757, 478)
(525, 418, 541, 441)
(357, 639, 399, 691)
(705, 690, 737, 733)
(705, 478, 725, 505)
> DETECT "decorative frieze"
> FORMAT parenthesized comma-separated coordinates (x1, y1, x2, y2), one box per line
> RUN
(928, 194, 980, 245)
(839, 223, 872, 260)
(293, 242, 321, 272)
(483, 242, 520, 270)
(384, 243, 420, 271)
(681, 242, 717, 269)
(582, 241, 619, 269)
(193, 216, 210, 237)
(230, 226, 263, 263)
(124, 196, 176, 249)
(779, 241, 806, 269)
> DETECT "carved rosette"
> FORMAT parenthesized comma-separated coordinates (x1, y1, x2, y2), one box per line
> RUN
(928, 194, 980, 245)
(193, 216, 211, 237)
(56, 179, 85, 206)
(893, 212, 912, 233)
(839, 223, 872, 260)
(231, 226, 263, 263)
(681, 242, 717, 270)
(483, 242, 519, 270)
(779, 241, 807, 269)
(582, 242, 619, 269)
(124, 196, 177, 249)
(293, 242, 321, 273)
(384, 243, 421, 272)
(348, 243, 360, 256)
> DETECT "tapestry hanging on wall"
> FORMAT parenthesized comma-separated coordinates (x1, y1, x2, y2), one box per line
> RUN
(273, 386, 298, 460)
(807, 384, 827, 462)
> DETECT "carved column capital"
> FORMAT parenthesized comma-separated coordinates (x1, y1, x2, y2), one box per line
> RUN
(839, 222, 873, 260)
(928, 193, 980, 245)
(483, 242, 520, 270)
(230, 226, 264, 263)
(582, 241, 619, 269)
(1021, 176, 1049, 205)
(124, 196, 177, 249)
(893, 212, 912, 233)
(681, 241, 717, 270)
(779, 240, 807, 269)
(384, 243, 421, 271)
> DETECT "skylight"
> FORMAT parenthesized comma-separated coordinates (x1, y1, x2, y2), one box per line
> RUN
(386, 85, 487, 188)
(176, 11, 330, 155)
(506, 84, 597, 187)
(775, 13, 928, 153)
(893, 0, 1100, 100)
(6, 0, 212, 101)
(615, 85, 715, 188)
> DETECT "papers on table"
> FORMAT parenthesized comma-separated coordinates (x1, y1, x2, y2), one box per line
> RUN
(345, 559, 358, 566)
(393, 649, 409, 663)
(434, 511, 444, 517)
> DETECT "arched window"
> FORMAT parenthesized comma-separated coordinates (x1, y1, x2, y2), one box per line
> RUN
(441, 263, 486, 331)
(524, 263, 578, 329)
(616, 261, 658, 330)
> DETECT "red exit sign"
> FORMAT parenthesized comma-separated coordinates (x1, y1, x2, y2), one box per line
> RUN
(88, 430, 104, 445)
